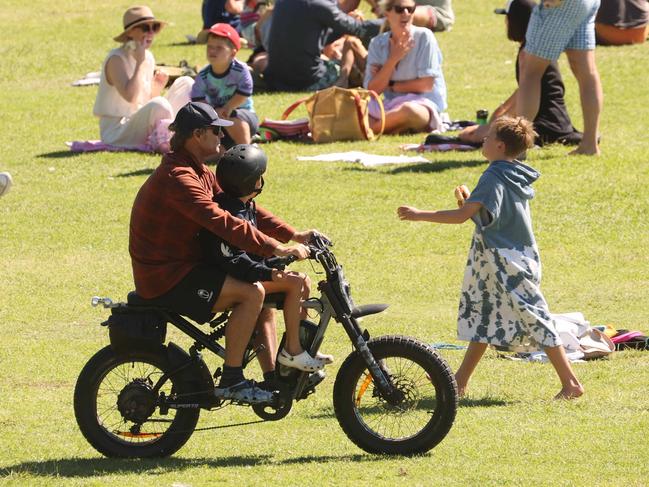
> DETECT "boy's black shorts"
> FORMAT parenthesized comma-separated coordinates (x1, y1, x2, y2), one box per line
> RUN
(149, 265, 227, 324)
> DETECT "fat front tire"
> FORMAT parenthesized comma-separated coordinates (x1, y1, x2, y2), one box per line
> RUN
(74, 346, 200, 458)
(333, 335, 457, 455)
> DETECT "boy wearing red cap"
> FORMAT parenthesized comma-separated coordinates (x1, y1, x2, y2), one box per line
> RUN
(190, 23, 258, 147)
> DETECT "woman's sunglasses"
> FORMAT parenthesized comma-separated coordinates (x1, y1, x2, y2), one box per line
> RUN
(137, 22, 161, 33)
(391, 5, 415, 14)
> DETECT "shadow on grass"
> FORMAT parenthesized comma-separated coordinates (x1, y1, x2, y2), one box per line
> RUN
(116, 168, 155, 178)
(388, 158, 487, 174)
(37, 150, 86, 159)
(1, 452, 387, 477)
(459, 396, 512, 408)
(0, 455, 271, 478)
(305, 410, 336, 420)
(279, 453, 384, 465)
(341, 158, 487, 175)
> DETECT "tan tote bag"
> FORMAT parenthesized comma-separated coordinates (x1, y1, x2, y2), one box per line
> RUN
(281, 86, 385, 143)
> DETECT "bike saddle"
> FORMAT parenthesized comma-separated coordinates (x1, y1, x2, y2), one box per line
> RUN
(351, 303, 389, 319)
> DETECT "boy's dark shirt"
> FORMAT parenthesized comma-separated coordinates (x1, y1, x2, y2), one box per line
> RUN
(202, 193, 277, 283)
(129, 148, 295, 298)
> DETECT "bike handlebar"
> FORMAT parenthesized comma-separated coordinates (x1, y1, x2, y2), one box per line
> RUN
(267, 233, 333, 270)
(266, 254, 298, 270)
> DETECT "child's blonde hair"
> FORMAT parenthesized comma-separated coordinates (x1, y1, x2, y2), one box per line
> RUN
(492, 116, 536, 158)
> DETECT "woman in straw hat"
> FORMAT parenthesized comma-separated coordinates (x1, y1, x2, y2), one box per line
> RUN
(93, 6, 193, 151)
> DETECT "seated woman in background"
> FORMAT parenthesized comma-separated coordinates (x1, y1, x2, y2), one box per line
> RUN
(459, 0, 582, 147)
(595, 0, 649, 46)
(93, 6, 193, 151)
(364, 0, 447, 135)
(340, 0, 454, 32)
(195, 0, 244, 44)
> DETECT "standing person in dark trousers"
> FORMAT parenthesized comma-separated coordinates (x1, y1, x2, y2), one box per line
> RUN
(262, 0, 383, 91)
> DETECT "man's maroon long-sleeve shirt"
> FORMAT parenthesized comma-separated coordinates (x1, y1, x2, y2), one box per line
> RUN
(129, 149, 295, 298)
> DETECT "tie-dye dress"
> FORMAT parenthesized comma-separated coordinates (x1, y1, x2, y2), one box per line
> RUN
(457, 160, 562, 352)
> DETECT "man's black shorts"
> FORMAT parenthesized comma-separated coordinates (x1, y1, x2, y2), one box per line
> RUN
(149, 265, 227, 323)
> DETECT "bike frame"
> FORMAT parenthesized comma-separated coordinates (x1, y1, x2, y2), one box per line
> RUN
(92, 235, 398, 407)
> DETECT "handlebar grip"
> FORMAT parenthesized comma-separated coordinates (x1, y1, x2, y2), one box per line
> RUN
(266, 255, 298, 270)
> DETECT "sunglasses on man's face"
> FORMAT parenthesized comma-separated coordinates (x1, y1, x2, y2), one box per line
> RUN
(209, 126, 224, 137)
(138, 22, 161, 34)
(391, 5, 416, 14)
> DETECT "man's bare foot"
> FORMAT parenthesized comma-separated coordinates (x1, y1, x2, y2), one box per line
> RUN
(569, 144, 600, 156)
(554, 384, 584, 400)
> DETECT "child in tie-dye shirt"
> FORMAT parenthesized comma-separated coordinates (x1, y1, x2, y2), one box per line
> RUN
(397, 116, 584, 400)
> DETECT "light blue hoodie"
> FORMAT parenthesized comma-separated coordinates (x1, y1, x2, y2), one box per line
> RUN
(466, 160, 540, 250)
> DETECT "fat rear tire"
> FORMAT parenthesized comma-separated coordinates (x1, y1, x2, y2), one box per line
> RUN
(74, 346, 200, 458)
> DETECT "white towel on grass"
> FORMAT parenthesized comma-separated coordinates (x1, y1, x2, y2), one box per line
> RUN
(297, 151, 428, 167)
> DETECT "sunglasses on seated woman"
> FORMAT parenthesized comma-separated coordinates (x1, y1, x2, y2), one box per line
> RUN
(137, 22, 161, 33)
(391, 5, 415, 14)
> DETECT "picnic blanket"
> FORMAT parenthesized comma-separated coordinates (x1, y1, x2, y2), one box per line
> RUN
(401, 143, 478, 153)
(296, 151, 428, 167)
(67, 141, 154, 153)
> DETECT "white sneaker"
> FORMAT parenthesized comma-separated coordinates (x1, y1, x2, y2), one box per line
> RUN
(0, 172, 12, 198)
(277, 349, 325, 372)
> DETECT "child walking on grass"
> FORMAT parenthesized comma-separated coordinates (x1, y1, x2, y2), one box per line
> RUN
(397, 116, 584, 400)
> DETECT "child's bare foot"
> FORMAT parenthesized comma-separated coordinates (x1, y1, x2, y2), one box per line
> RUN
(454, 376, 467, 398)
(554, 384, 584, 400)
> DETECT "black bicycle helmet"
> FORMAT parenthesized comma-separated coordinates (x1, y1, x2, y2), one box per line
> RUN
(216, 144, 268, 197)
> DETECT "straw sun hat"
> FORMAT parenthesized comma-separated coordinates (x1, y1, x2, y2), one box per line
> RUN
(113, 6, 168, 43)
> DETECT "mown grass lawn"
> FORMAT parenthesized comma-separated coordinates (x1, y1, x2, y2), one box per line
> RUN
(1, 0, 648, 485)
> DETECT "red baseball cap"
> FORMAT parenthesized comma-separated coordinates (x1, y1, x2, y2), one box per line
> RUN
(208, 23, 241, 50)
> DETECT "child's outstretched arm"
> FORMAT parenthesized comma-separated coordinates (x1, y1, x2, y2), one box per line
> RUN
(397, 201, 481, 224)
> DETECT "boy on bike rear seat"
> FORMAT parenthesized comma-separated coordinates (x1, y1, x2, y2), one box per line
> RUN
(203, 144, 334, 373)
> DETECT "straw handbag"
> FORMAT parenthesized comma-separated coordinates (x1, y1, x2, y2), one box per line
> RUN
(281, 86, 385, 143)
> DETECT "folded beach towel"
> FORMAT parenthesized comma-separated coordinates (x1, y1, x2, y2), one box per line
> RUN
(297, 151, 428, 167)
(72, 71, 101, 87)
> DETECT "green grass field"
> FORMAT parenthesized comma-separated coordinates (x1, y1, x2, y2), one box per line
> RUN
(1, 0, 648, 485)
